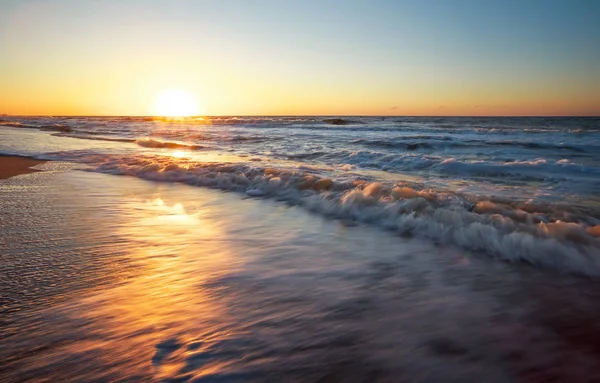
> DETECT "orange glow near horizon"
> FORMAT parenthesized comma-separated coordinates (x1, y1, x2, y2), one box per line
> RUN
(0, 2, 599, 117)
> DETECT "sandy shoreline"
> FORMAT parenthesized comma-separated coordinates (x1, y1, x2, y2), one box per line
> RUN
(0, 155, 46, 180)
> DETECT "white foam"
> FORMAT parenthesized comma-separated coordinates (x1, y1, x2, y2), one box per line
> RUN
(91, 154, 600, 276)
(135, 138, 203, 150)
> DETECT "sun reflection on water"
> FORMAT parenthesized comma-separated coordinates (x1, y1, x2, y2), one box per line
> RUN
(61, 194, 239, 380)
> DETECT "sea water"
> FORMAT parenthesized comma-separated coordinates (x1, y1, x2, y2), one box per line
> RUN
(1, 116, 598, 275)
(1, 117, 600, 381)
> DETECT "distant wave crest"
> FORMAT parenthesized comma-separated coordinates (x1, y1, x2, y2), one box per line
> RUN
(134, 138, 204, 150)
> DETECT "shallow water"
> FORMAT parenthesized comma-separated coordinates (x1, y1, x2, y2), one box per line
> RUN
(2, 170, 600, 382)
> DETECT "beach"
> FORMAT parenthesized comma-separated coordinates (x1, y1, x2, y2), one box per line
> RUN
(0, 155, 46, 179)
(2, 0, 598, 380)
(2, 0, 599, 380)
(1, 156, 600, 382)
(1, 118, 600, 382)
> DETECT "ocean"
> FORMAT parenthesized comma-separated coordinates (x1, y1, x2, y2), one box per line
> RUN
(1, 116, 600, 381)
(1, 115, 599, 275)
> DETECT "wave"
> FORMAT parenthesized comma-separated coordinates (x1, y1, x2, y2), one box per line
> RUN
(52, 133, 135, 143)
(435, 158, 600, 180)
(39, 124, 73, 132)
(323, 118, 363, 125)
(352, 137, 591, 153)
(0, 122, 32, 128)
(88, 154, 600, 276)
(49, 134, 207, 150)
(335, 151, 600, 183)
(134, 138, 204, 150)
(0, 121, 72, 132)
(352, 139, 433, 150)
(220, 135, 271, 143)
(285, 151, 329, 160)
(29, 126, 265, 149)
(136, 130, 276, 144)
(466, 139, 589, 152)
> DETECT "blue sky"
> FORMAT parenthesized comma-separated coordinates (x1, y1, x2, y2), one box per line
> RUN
(1, 0, 599, 115)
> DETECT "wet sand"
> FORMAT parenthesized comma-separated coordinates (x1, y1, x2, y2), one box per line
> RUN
(2, 170, 600, 382)
(0, 155, 46, 179)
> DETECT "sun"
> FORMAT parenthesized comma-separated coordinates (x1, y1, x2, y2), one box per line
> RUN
(153, 89, 201, 117)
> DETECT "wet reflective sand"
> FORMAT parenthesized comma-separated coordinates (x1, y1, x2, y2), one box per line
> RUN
(0, 155, 46, 180)
(2, 169, 600, 382)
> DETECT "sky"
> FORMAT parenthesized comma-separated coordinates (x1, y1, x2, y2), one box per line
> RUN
(0, 0, 599, 116)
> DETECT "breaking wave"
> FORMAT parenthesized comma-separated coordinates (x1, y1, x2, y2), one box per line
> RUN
(435, 158, 600, 180)
(50, 135, 207, 150)
(53, 133, 135, 143)
(0, 121, 72, 132)
(90, 154, 600, 276)
(323, 118, 363, 125)
(352, 138, 592, 153)
(134, 138, 204, 150)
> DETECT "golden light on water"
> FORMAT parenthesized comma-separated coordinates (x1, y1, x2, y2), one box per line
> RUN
(63, 194, 233, 379)
(152, 89, 202, 117)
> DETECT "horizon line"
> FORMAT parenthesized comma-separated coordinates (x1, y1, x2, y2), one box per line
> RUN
(3, 114, 600, 118)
